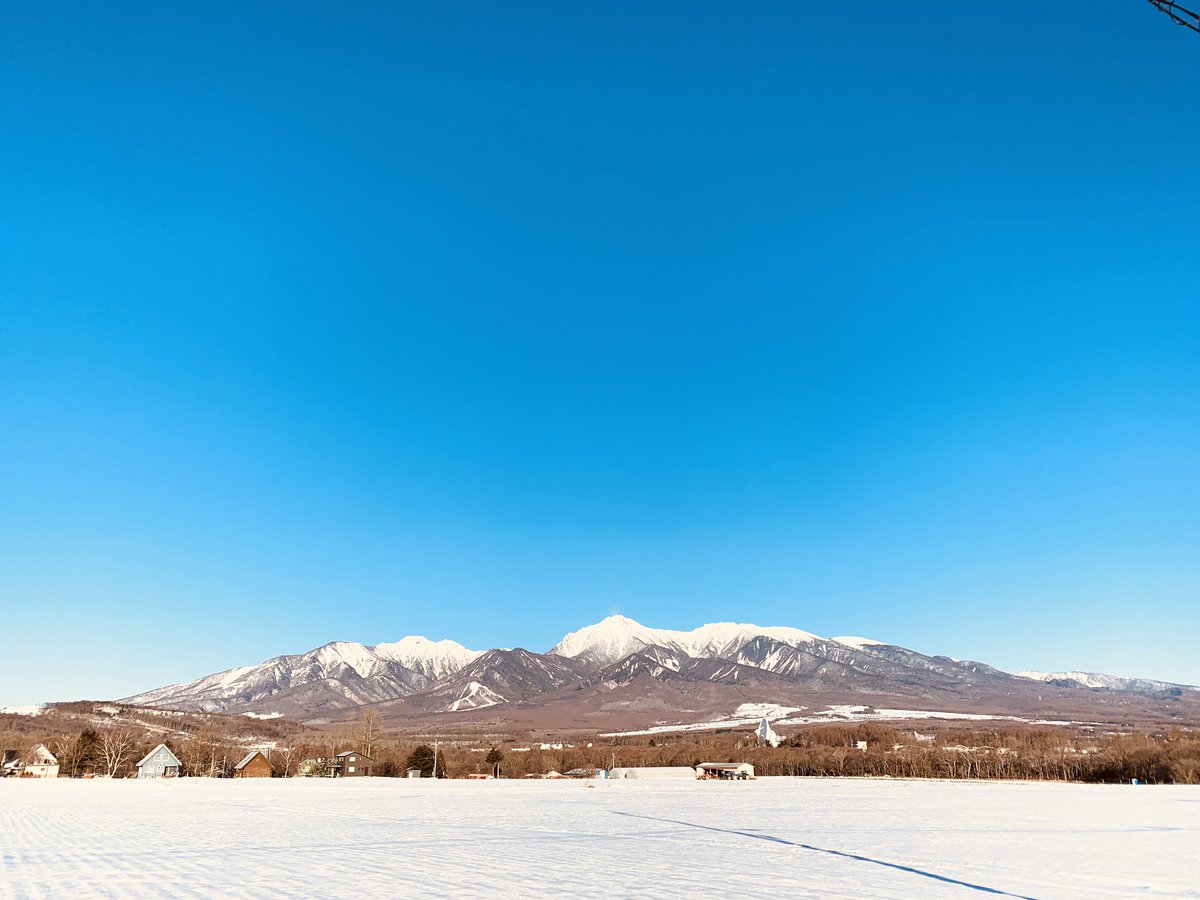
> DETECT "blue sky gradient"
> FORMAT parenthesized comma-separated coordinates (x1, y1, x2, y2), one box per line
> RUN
(2, 3, 1198, 704)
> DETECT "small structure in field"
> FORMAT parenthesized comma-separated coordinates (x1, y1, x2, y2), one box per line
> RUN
(233, 751, 273, 778)
(136, 744, 181, 779)
(466, 773, 493, 780)
(609, 766, 697, 780)
(406, 766, 423, 779)
(543, 770, 568, 779)
(696, 762, 754, 780)
(24, 745, 59, 778)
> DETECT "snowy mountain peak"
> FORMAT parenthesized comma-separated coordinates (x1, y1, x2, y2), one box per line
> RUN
(311, 641, 385, 676)
(549, 615, 823, 667)
(549, 615, 663, 666)
(371, 636, 482, 681)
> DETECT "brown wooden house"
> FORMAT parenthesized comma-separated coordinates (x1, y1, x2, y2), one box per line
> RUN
(233, 750, 273, 778)
(332, 750, 373, 777)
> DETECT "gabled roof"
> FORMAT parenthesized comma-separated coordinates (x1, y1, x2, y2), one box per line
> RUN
(137, 743, 181, 768)
(234, 750, 268, 771)
(335, 750, 373, 761)
(30, 744, 57, 765)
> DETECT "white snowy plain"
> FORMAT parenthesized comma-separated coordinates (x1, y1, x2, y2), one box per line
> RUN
(2, 778, 1197, 899)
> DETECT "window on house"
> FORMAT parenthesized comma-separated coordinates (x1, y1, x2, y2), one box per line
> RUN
(348, 766, 355, 773)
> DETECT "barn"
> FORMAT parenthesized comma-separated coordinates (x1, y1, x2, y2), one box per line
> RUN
(136, 743, 181, 779)
(233, 751, 273, 778)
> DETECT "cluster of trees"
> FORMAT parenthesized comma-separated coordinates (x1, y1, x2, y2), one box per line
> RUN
(747, 727, 1200, 783)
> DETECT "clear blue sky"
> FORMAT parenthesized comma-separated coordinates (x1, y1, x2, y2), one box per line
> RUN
(2, 3, 1198, 706)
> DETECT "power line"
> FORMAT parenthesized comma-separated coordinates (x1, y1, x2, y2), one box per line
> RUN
(1147, 0, 1200, 33)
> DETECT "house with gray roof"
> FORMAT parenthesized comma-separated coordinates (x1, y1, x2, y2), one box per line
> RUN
(136, 743, 181, 778)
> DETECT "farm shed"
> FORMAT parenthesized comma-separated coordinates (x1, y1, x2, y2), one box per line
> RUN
(696, 762, 754, 780)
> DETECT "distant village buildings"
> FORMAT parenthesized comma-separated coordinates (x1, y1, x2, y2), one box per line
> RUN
(299, 750, 375, 777)
(2, 731, 758, 784)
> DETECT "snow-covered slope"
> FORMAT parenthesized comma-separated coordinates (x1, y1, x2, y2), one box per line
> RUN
(549, 614, 820, 666)
(1015, 671, 1197, 695)
(446, 681, 506, 712)
(120, 637, 479, 713)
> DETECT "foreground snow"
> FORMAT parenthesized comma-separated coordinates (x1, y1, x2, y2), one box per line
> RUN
(2, 778, 1196, 898)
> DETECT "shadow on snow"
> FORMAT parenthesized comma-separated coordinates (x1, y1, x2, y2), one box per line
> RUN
(613, 811, 1039, 900)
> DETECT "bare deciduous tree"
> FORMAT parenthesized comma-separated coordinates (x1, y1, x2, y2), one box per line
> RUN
(359, 709, 381, 759)
(276, 742, 307, 778)
(100, 730, 136, 778)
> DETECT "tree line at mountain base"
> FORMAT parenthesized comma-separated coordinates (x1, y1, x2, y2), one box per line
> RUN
(4, 706, 1198, 784)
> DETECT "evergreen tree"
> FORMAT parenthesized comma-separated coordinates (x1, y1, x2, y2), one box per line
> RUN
(68, 728, 101, 777)
(404, 744, 448, 778)
(485, 745, 504, 778)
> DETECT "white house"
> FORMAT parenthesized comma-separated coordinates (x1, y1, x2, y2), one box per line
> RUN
(24, 744, 59, 778)
(136, 743, 181, 778)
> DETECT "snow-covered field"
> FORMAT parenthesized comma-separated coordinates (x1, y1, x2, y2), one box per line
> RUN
(2, 778, 1197, 898)
(600, 702, 1090, 739)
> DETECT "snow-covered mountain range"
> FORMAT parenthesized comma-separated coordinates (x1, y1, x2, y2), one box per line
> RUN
(1014, 671, 1189, 694)
(120, 614, 1199, 722)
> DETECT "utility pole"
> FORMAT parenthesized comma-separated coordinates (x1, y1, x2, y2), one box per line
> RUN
(432, 737, 438, 779)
